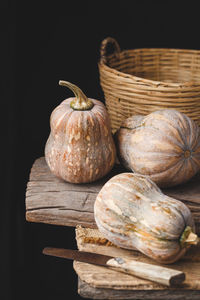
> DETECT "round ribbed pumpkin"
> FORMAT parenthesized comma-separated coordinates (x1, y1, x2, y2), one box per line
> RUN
(94, 173, 199, 264)
(45, 81, 116, 183)
(115, 109, 200, 187)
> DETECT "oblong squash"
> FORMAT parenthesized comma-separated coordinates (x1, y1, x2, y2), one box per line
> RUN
(94, 172, 199, 264)
(115, 109, 200, 187)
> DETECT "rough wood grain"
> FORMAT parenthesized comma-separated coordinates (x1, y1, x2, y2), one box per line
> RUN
(78, 278, 200, 300)
(74, 226, 200, 299)
(25, 157, 123, 228)
(26, 157, 200, 232)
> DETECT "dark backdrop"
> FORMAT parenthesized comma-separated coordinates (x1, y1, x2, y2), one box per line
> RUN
(4, 1, 200, 299)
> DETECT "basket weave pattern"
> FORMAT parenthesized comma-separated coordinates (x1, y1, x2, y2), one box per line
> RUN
(98, 37, 200, 132)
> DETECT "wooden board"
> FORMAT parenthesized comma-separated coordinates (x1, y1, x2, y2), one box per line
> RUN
(77, 278, 200, 300)
(25, 157, 122, 228)
(74, 226, 200, 299)
(26, 157, 200, 233)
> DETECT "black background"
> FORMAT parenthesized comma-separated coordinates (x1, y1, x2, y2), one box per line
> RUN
(4, 1, 200, 299)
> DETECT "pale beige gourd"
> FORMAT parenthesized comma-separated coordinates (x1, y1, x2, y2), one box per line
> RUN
(115, 109, 200, 187)
(94, 173, 199, 264)
(45, 81, 116, 183)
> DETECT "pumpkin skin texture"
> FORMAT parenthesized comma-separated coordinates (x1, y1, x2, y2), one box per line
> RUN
(94, 173, 199, 264)
(115, 109, 200, 187)
(45, 81, 116, 183)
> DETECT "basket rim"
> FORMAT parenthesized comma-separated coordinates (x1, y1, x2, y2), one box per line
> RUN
(99, 47, 200, 88)
(115, 46, 200, 54)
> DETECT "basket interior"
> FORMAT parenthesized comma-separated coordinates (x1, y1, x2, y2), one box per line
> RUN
(107, 48, 200, 84)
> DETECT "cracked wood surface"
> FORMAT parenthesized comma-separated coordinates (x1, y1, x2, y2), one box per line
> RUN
(26, 157, 200, 231)
(78, 278, 200, 299)
(25, 157, 122, 227)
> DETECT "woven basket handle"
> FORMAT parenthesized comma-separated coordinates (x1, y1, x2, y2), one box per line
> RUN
(100, 37, 121, 64)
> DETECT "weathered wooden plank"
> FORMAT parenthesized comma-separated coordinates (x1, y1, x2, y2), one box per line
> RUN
(25, 157, 200, 230)
(25, 157, 124, 227)
(74, 226, 200, 290)
(164, 175, 200, 204)
(26, 209, 96, 228)
(75, 226, 200, 299)
(78, 278, 200, 300)
(26, 190, 96, 211)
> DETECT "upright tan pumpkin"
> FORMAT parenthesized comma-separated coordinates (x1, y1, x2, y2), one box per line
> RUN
(45, 81, 116, 183)
(115, 109, 200, 187)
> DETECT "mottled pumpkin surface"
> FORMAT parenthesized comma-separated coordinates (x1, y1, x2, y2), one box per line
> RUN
(94, 173, 196, 264)
(45, 97, 116, 183)
(116, 109, 200, 187)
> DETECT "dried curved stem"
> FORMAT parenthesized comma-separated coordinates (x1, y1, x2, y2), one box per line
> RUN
(59, 80, 94, 111)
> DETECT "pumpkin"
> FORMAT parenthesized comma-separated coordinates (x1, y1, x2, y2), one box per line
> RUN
(94, 172, 199, 264)
(115, 109, 200, 187)
(45, 81, 116, 183)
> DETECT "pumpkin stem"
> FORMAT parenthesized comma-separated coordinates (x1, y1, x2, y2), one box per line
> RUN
(59, 80, 94, 111)
(180, 226, 199, 247)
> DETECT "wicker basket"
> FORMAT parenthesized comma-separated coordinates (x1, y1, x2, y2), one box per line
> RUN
(98, 37, 200, 132)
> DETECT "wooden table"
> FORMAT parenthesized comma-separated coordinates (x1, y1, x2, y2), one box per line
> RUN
(25, 157, 200, 299)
